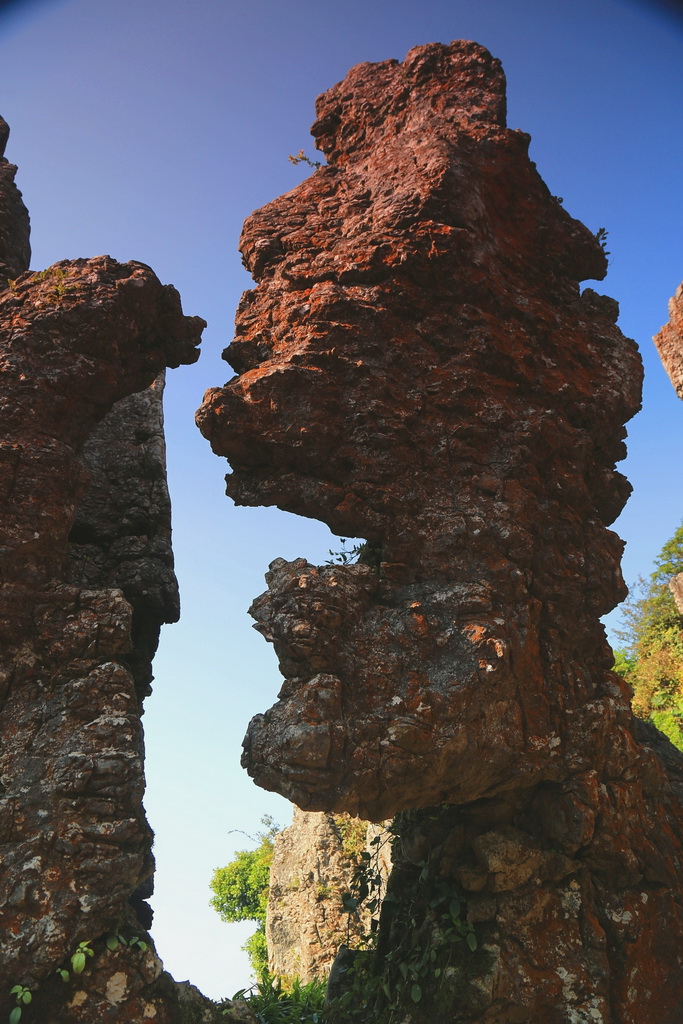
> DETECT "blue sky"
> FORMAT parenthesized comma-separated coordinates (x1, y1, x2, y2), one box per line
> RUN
(1, 0, 682, 1000)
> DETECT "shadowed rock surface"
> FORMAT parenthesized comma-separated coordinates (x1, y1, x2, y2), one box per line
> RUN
(0, 120, 237, 1022)
(198, 41, 683, 1022)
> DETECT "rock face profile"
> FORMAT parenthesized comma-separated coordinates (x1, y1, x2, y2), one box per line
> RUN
(198, 42, 683, 1022)
(655, 283, 683, 614)
(0, 122, 227, 1023)
(655, 282, 683, 401)
(267, 810, 390, 981)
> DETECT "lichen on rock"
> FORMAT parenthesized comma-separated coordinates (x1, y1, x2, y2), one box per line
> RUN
(198, 41, 683, 1022)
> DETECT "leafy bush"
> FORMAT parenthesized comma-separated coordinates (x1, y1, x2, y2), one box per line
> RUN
(227, 973, 327, 1024)
(210, 817, 279, 975)
(615, 521, 683, 750)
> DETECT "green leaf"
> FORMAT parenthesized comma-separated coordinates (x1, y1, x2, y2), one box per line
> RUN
(9, 1007, 22, 1024)
(467, 931, 477, 951)
(56, 968, 70, 982)
(20, 994, 30, 1007)
(449, 899, 461, 919)
(411, 984, 422, 1003)
(72, 951, 86, 974)
(136, 940, 148, 952)
(106, 935, 119, 951)
(399, 962, 408, 981)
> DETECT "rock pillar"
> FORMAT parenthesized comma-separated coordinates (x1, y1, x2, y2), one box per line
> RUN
(197, 42, 683, 1022)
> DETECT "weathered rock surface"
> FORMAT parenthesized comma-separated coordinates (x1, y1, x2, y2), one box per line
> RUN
(267, 809, 389, 980)
(198, 41, 683, 1022)
(672, 573, 683, 616)
(655, 281, 683, 400)
(0, 115, 30, 287)
(0, 123, 231, 1022)
(655, 283, 683, 614)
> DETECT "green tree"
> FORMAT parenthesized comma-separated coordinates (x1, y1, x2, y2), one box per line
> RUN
(615, 521, 683, 750)
(210, 816, 279, 977)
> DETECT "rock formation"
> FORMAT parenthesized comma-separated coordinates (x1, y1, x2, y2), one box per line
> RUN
(655, 282, 683, 401)
(0, 119, 234, 1023)
(654, 283, 683, 614)
(267, 810, 390, 981)
(198, 41, 683, 1022)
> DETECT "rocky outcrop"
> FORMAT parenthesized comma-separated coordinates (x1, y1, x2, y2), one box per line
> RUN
(672, 574, 683, 616)
(198, 42, 683, 1022)
(655, 282, 683, 400)
(0, 121, 230, 1022)
(655, 283, 683, 613)
(0, 114, 30, 286)
(267, 810, 389, 981)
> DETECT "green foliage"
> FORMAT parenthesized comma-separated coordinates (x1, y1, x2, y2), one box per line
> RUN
(595, 226, 611, 257)
(33, 265, 75, 302)
(226, 974, 327, 1024)
(210, 817, 279, 975)
(106, 932, 148, 953)
(328, 813, 484, 1023)
(326, 538, 381, 570)
(244, 926, 269, 978)
(333, 815, 368, 862)
(70, 941, 94, 975)
(615, 521, 683, 750)
(288, 149, 322, 170)
(8, 986, 31, 1024)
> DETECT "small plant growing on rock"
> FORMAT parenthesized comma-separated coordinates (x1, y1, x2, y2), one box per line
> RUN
(595, 226, 610, 257)
(288, 149, 322, 170)
(8, 985, 32, 1024)
(70, 940, 94, 975)
(106, 932, 149, 953)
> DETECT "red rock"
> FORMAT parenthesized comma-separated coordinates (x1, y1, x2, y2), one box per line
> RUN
(655, 281, 683, 400)
(197, 42, 683, 1021)
(0, 122, 236, 1022)
(654, 283, 683, 613)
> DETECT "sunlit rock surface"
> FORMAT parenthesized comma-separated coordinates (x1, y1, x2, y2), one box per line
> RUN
(0, 119, 229, 1022)
(655, 281, 683, 400)
(655, 282, 683, 614)
(267, 809, 390, 981)
(198, 42, 683, 1021)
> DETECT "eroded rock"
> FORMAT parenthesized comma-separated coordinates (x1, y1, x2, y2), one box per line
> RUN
(655, 282, 683, 613)
(197, 40, 640, 818)
(198, 41, 683, 1021)
(655, 281, 683, 400)
(267, 809, 390, 981)
(0, 121, 226, 1022)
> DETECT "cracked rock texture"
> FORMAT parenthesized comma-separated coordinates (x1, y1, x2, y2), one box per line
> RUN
(655, 283, 683, 613)
(267, 809, 390, 981)
(0, 120, 232, 1022)
(198, 42, 683, 1022)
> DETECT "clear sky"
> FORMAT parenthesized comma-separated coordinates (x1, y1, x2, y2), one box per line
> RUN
(1, 0, 682, 1001)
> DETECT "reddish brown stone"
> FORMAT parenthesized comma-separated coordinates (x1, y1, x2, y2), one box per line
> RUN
(655, 281, 683, 400)
(197, 42, 683, 1021)
(0, 115, 30, 286)
(655, 283, 683, 616)
(0, 122, 239, 1022)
